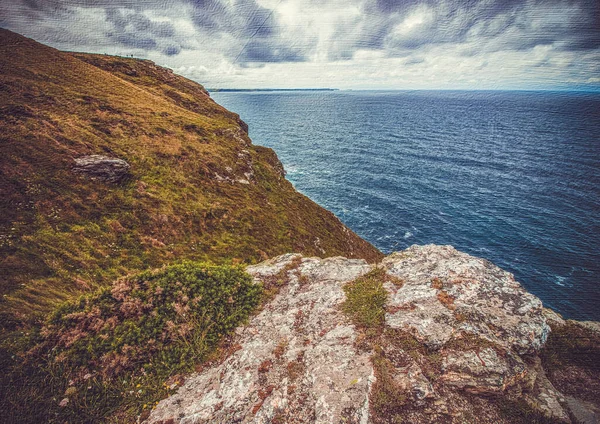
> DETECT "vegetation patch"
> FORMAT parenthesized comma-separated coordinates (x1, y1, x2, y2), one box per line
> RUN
(370, 352, 408, 422)
(0, 30, 381, 322)
(0, 30, 382, 423)
(498, 398, 568, 424)
(341, 268, 412, 423)
(259, 256, 304, 304)
(1, 261, 262, 423)
(342, 268, 389, 329)
(540, 322, 600, 372)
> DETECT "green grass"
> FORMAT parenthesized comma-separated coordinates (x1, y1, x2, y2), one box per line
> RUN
(370, 353, 408, 422)
(0, 28, 382, 423)
(341, 269, 412, 423)
(1, 261, 262, 423)
(342, 268, 389, 329)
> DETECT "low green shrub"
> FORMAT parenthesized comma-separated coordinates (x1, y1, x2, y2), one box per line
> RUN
(6, 261, 262, 422)
(44, 261, 261, 378)
(342, 268, 388, 329)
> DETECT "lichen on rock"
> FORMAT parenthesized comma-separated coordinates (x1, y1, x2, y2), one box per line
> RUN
(382, 245, 549, 354)
(148, 245, 599, 424)
(148, 255, 374, 424)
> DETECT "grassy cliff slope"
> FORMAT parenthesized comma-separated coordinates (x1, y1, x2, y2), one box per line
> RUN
(0, 29, 381, 319)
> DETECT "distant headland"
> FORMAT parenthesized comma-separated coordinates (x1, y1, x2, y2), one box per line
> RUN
(207, 88, 339, 92)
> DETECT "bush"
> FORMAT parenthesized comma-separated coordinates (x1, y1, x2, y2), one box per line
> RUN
(45, 261, 260, 377)
(22, 261, 262, 422)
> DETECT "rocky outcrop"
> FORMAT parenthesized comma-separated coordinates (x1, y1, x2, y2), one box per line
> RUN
(72, 154, 130, 183)
(148, 245, 599, 424)
(148, 254, 374, 424)
(382, 245, 549, 354)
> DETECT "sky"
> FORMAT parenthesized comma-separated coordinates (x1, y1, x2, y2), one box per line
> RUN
(1, 0, 599, 89)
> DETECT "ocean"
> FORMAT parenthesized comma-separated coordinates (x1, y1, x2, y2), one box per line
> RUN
(211, 90, 600, 321)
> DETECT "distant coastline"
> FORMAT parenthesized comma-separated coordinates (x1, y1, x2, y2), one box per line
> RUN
(207, 88, 339, 92)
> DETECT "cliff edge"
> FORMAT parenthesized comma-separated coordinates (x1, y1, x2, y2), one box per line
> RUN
(149, 245, 600, 424)
(1, 29, 597, 424)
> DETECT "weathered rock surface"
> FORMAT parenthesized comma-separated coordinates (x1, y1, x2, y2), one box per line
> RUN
(382, 245, 549, 354)
(72, 154, 130, 182)
(148, 254, 374, 424)
(148, 245, 598, 424)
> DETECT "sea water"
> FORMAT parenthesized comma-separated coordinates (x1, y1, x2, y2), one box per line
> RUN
(212, 90, 600, 321)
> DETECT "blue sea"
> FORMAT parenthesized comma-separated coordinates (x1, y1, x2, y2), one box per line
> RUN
(211, 90, 600, 321)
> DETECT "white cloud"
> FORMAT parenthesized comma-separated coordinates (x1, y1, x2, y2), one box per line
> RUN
(1, 0, 598, 89)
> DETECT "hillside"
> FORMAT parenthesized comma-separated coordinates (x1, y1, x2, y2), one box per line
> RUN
(0, 28, 381, 318)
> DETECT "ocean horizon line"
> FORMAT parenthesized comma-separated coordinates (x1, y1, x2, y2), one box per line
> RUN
(208, 87, 600, 93)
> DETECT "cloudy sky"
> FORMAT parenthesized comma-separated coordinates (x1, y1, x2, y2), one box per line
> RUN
(1, 0, 599, 89)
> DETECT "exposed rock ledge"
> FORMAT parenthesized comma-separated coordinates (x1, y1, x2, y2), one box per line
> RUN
(148, 245, 599, 424)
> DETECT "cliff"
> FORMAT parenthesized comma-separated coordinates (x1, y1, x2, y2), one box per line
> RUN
(148, 245, 600, 424)
(0, 28, 380, 318)
(0, 29, 598, 424)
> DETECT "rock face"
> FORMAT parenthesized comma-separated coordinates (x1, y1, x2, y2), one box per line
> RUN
(383, 245, 549, 354)
(148, 245, 596, 424)
(73, 155, 130, 183)
(148, 254, 374, 424)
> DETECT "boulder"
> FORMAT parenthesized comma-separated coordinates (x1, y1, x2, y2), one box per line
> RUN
(72, 154, 130, 183)
(382, 245, 549, 354)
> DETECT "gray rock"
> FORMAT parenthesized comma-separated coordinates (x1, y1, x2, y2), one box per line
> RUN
(72, 155, 130, 183)
(441, 347, 527, 395)
(147, 246, 580, 424)
(392, 361, 435, 401)
(382, 245, 549, 354)
(572, 320, 600, 335)
(148, 255, 373, 424)
(543, 307, 566, 328)
(565, 396, 600, 424)
(524, 359, 570, 422)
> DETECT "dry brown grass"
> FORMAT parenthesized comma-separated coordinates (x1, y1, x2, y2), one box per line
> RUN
(0, 28, 382, 424)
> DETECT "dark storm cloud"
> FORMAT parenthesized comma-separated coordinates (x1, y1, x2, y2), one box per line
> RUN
(105, 8, 176, 37)
(359, 0, 600, 57)
(238, 39, 306, 62)
(104, 8, 176, 52)
(112, 33, 158, 50)
(0, 0, 183, 55)
(0, 0, 598, 66)
(188, 0, 275, 37)
(163, 45, 181, 56)
(186, 0, 285, 63)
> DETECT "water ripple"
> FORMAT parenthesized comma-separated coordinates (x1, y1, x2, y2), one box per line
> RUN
(213, 90, 600, 321)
